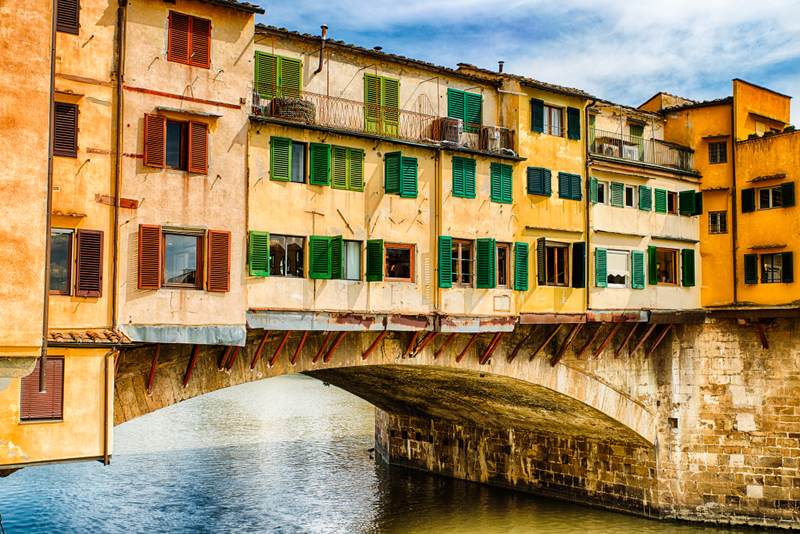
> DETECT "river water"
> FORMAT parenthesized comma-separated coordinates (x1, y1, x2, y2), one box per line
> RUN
(0, 374, 759, 533)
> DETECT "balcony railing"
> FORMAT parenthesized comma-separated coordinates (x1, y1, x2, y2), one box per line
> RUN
(589, 128, 695, 172)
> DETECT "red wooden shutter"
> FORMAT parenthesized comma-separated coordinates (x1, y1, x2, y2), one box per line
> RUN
(206, 230, 230, 292)
(20, 358, 64, 420)
(56, 0, 80, 34)
(138, 225, 162, 290)
(54, 102, 78, 157)
(168, 11, 190, 64)
(75, 229, 103, 297)
(143, 114, 166, 168)
(188, 121, 208, 174)
(189, 17, 211, 68)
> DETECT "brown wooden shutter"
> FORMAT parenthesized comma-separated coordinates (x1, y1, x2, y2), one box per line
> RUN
(168, 11, 190, 64)
(188, 121, 208, 174)
(206, 230, 230, 292)
(143, 114, 166, 168)
(54, 102, 78, 157)
(138, 225, 162, 290)
(20, 357, 64, 420)
(75, 229, 103, 297)
(189, 17, 211, 68)
(56, 0, 80, 34)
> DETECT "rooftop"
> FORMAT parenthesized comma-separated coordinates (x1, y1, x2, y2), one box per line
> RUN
(48, 328, 134, 346)
(200, 0, 265, 14)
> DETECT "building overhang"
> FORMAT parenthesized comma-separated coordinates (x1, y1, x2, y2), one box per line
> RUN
(118, 324, 247, 346)
(246, 310, 434, 332)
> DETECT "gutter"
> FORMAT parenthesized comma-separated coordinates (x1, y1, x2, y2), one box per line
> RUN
(111, 0, 128, 340)
(584, 98, 597, 311)
(731, 89, 739, 304)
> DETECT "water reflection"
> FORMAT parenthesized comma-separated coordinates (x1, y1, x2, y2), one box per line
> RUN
(0, 375, 756, 533)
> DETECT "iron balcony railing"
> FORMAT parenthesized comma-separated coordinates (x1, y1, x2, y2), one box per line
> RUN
(589, 128, 695, 172)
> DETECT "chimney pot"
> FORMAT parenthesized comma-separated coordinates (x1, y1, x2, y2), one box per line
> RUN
(321, 24, 328, 40)
(498, 60, 505, 73)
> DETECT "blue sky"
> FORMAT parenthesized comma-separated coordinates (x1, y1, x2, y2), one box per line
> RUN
(256, 0, 800, 119)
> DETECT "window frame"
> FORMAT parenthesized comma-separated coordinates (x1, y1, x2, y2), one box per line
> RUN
(757, 186, 783, 210)
(20, 357, 65, 422)
(451, 239, 473, 287)
(655, 248, 678, 286)
(496, 242, 511, 288)
(269, 234, 305, 278)
(342, 239, 362, 281)
(166, 119, 188, 170)
(542, 104, 564, 137)
(708, 141, 728, 164)
(667, 191, 678, 214)
(384, 243, 415, 282)
(167, 11, 212, 69)
(161, 230, 204, 289)
(596, 180, 608, 204)
(761, 253, 784, 284)
(49, 229, 74, 296)
(290, 141, 307, 184)
(709, 211, 728, 234)
(606, 249, 630, 289)
(545, 242, 569, 287)
(56, 0, 80, 34)
(624, 184, 636, 208)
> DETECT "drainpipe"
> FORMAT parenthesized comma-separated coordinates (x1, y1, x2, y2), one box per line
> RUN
(730, 93, 738, 304)
(584, 99, 597, 312)
(433, 149, 442, 316)
(40, 0, 59, 392)
(314, 24, 327, 75)
(111, 1, 128, 335)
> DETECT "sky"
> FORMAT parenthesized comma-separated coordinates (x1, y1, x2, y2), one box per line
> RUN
(256, 0, 800, 119)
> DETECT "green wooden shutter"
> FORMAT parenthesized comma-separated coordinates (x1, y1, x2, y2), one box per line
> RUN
(464, 91, 482, 133)
(308, 236, 332, 279)
(400, 156, 418, 198)
(558, 172, 570, 199)
(447, 88, 465, 122)
(384, 152, 401, 194)
(309, 143, 331, 186)
(631, 251, 645, 289)
(364, 74, 381, 133)
(476, 238, 497, 289)
(365, 239, 384, 282)
(567, 107, 581, 140)
(570, 173, 582, 200)
(744, 254, 758, 284)
(513, 242, 529, 291)
(694, 191, 703, 215)
(654, 189, 667, 213)
(348, 149, 364, 191)
(531, 98, 544, 133)
(589, 177, 598, 203)
(248, 231, 270, 277)
(536, 237, 546, 286)
(647, 245, 658, 285)
(595, 248, 607, 287)
(543, 170, 552, 196)
(490, 163, 513, 203)
(639, 185, 652, 211)
(331, 145, 348, 189)
(278, 57, 302, 98)
(452, 157, 465, 197)
(381, 77, 400, 136)
(741, 188, 755, 213)
(782, 182, 795, 207)
(572, 242, 585, 288)
(610, 182, 624, 207)
(254, 52, 277, 99)
(490, 163, 503, 202)
(330, 236, 343, 279)
(528, 167, 547, 196)
(438, 236, 453, 288)
(783, 252, 794, 283)
(270, 137, 291, 181)
(679, 190, 696, 215)
(464, 158, 476, 198)
(681, 249, 695, 287)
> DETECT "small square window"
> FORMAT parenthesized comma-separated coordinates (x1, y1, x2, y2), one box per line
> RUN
(270, 235, 305, 277)
(709, 211, 728, 234)
(758, 186, 783, 209)
(607, 250, 629, 288)
(343, 240, 361, 281)
(709, 141, 727, 164)
(762, 253, 783, 283)
(163, 232, 202, 288)
(386, 244, 414, 282)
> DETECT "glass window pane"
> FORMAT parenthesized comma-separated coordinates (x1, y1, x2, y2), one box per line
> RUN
(497, 245, 508, 286)
(291, 142, 306, 183)
(607, 250, 628, 287)
(759, 189, 771, 209)
(556, 248, 566, 284)
(164, 234, 198, 286)
(386, 247, 411, 279)
(166, 121, 184, 170)
(270, 236, 286, 276)
(546, 247, 555, 285)
(551, 108, 562, 135)
(286, 237, 304, 277)
(50, 231, 71, 293)
(344, 241, 360, 280)
(772, 187, 783, 208)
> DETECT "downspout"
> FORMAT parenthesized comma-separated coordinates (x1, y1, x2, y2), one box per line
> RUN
(433, 149, 442, 316)
(40, 0, 59, 392)
(111, 0, 128, 335)
(730, 95, 738, 304)
(314, 24, 327, 75)
(584, 99, 597, 312)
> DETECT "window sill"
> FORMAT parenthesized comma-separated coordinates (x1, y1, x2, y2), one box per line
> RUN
(19, 419, 64, 425)
(385, 278, 414, 283)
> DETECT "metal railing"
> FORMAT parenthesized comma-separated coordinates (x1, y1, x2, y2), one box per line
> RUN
(589, 128, 695, 171)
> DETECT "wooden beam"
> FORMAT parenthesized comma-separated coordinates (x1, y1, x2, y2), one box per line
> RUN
(593, 322, 623, 359)
(753, 321, 769, 349)
(646, 324, 674, 357)
(530, 324, 562, 361)
(290, 331, 309, 366)
(323, 331, 347, 363)
(412, 331, 438, 356)
(433, 333, 457, 360)
(630, 323, 658, 355)
(455, 333, 480, 363)
(146, 343, 160, 394)
(218, 346, 233, 370)
(507, 327, 535, 363)
(550, 323, 583, 366)
(362, 331, 388, 361)
(402, 331, 421, 359)
(576, 324, 604, 359)
(268, 331, 292, 367)
(479, 332, 504, 365)
(182, 344, 201, 387)
(615, 323, 639, 358)
(249, 331, 272, 370)
(225, 347, 240, 370)
(114, 352, 123, 377)
(313, 332, 334, 364)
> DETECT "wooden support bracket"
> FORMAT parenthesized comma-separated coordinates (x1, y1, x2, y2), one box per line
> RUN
(615, 323, 639, 358)
(402, 331, 421, 359)
(323, 332, 347, 363)
(455, 333, 480, 363)
(225, 347, 240, 370)
(290, 331, 309, 366)
(479, 332, 504, 365)
(269, 331, 292, 367)
(182, 344, 201, 387)
(530, 324, 562, 361)
(412, 331, 438, 356)
(433, 333, 457, 360)
(576, 324, 604, 359)
(362, 331, 388, 361)
(313, 332, 334, 364)
(646, 324, 674, 357)
(507, 327, 535, 363)
(146, 343, 160, 394)
(593, 322, 624, 359)
(219, 346, 233, 370)
(753, 321, 769, 349)
(114, 352, 123, 377)
(630, 323, 658, 355)
(550, 323, 583, 366)
(249, 331, 272, 370)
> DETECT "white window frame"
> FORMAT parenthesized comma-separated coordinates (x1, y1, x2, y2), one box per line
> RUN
(343, 240, 361, 281)
(709, 211, 727, 234)
(596, 180, 608, 205)
(543, 105, 563, 137)
(624, 184, 636, 208)
(606, 249, 629, 289)
(757, 186, 783, 210)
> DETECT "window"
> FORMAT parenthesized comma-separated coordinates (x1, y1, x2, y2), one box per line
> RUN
(654, 188, 667, 213)
(742, 183, 795, 213)
(166, 121, 186, 170)
(606, 250, 629, 288)
(365, 74, 400, 136)
(143, 114, 208, 173)
(655, 248, 677, 285)
(49, 228, 103, 297)
(290, 142, 307, 183)
(709, 211, 728, 234)
(629, 124, 644, 139)
(546, 244, 569, 286)
(385, 243, 414, 282)
(54, 102, 78, 157)
(543, 105, 563, 136)
(447, 88, 482, 133)
(452, 157, 477, 198)
(270, 235, 304, 277)
(20, 357, 64, 421)
(343, 240, 361, 281)
(745, 252, 793, 284)
(639, 185, 652, 211)
(625, 185, 636, 208)
(589, 178, 608, 204)
(451, 240, 473, 286)
(610, 182, 624, 207)
(490, 163, 513, 203)
(332, 146, 365, 191)
(558, 172, 582, 200)
(762, 253, 784, 283)
(527, 167, 552, 196)
(667, 191, 678, 214)
(56, 0, 79, 34)
(596, 181, 607, 204)
(50, 230, 72, 295)
(497, 243, 511, 287)
(758, 186, 783, 209)
(163, 232, 202, 288)
(385, 152, 418, 198)
(168, 12, 211, 69)
(254, 52, 301, 99)
(709, 141, 727, 164)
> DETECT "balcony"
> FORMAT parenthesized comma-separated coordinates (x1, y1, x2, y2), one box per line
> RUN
(589, 129, 695, 172)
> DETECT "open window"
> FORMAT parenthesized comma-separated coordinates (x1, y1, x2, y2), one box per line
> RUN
(385, 243, 414, 282)
(451, 239, 473, 286)
(144, 114, 208, 174)
(270, 235, 305, 278)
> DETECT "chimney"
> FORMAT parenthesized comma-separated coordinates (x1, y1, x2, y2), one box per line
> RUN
(498, 60, 504, 73)
(315, 24, 328, 75)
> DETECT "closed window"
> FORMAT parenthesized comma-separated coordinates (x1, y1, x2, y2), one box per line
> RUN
(451, 240, 473, 286)
(291, 141, 306, 183)
(497, 242, 511, 287)
(709, 141, 727, 164)
(54, 102, 78, 158)
(163, 232, 202, 288)
(655, 248, 677, 285)
(762, 253, 783, 283)
(50, 230, 73, 295)
(168, 12, 211, 69)
(709, 211, 728, 234)
(607, 250, 629, 288)
(758, 186, 783, 209)
(343, 240, 361, 281)
(20, 357, 64, 421)
(385, 244, 414, 281)
(543, 105, 563, 136)
(365, 74, 400, 136)
(270, 235, 304, 277)
(56, 0, 80, 34)
(546, 244, 569, 286)
(254, 52, 302, 99)
(625, 185, 636, 208)
(447, 88, 482, 133)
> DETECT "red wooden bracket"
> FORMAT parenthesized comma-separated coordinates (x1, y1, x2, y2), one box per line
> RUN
(646, 324, 674, 357)
(269, 331, 291, 367)
(630, 323, 658, 355)
(507, 327, 535, 363)
(114, 352, 123, 377)
(362, 331, 388, 361)
(479, 332, 504, 365)
(455, 333, 480, 363)
(313, 332, 334, 364)
(323, 332, 347, 363)
(225, 347, 240, 370)
(182, 344, 201, 387)
(146, 343, 160, 394)
(593, 322, 623, 359)
(576, 324, 604, 359)
(249, 331, 272, 370)
(219, 346, 233, 370)
(291, 331, 310, 365)
(402, 331, 421, 359)
(615, 323, 639, 358)
(433, 333, 457, 359)
(412, 331, 438, 356)
(530, 324, 562, 361)
(550, 323, 583, 366)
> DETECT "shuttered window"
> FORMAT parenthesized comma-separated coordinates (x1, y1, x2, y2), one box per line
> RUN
(647, 246, 658, 285)
(385, 152, 417, 198)
(188, 122, 208, 174)
(631, 251, 645, 289)
(308, 236, 333, 279)
(595, 248, 608, 288)
(490, 163, 513, 204)
(365, 240, 384, 282)
(639, 185, 652, 211)
(438, 236, 453, 288)
(270, 137, 292, 181)
(54, 102, 78, 157)
(75, 229, 103, 297)
(331, 146, 365, 191)
(20, 358, 64, 421)
(309, 143, 331, 186)
(143, 114, 166, 168)
(207, 230, 230, 292)
(744, 254, 759, 284)
(254, 52, 302, 99)
(364, 74, 400, 136)
(384, 152, 401, 194)
(50, 230, 72, 295)
(248, 231, 270, 277)
(168, 12, 211, 69)
(566, 107, 581, 140)
(138, 225, 162, 290)
(527, 167, 551, 196)
(531, 99, 544, 133)
(513, 242, 529, 291)
(57, 0, 80, 34)
(476, 238, 497, 289)
(447, 88, 482, 133)
(558, 172, 582, 200)
(452, 157, 476, 198)
(572, 242, 586, 288)
(610, 182, 624, 207)
(681, 249, 695, 287)
(679, 190, 696, 216)
(654, 188, 668, 213)
(143, 115, 207, 173)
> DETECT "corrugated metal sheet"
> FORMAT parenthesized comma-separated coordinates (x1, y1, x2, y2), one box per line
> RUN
(119, 324, 247, 346)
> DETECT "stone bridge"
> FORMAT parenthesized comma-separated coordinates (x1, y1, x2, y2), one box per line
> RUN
(114, 318, 800, 529)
